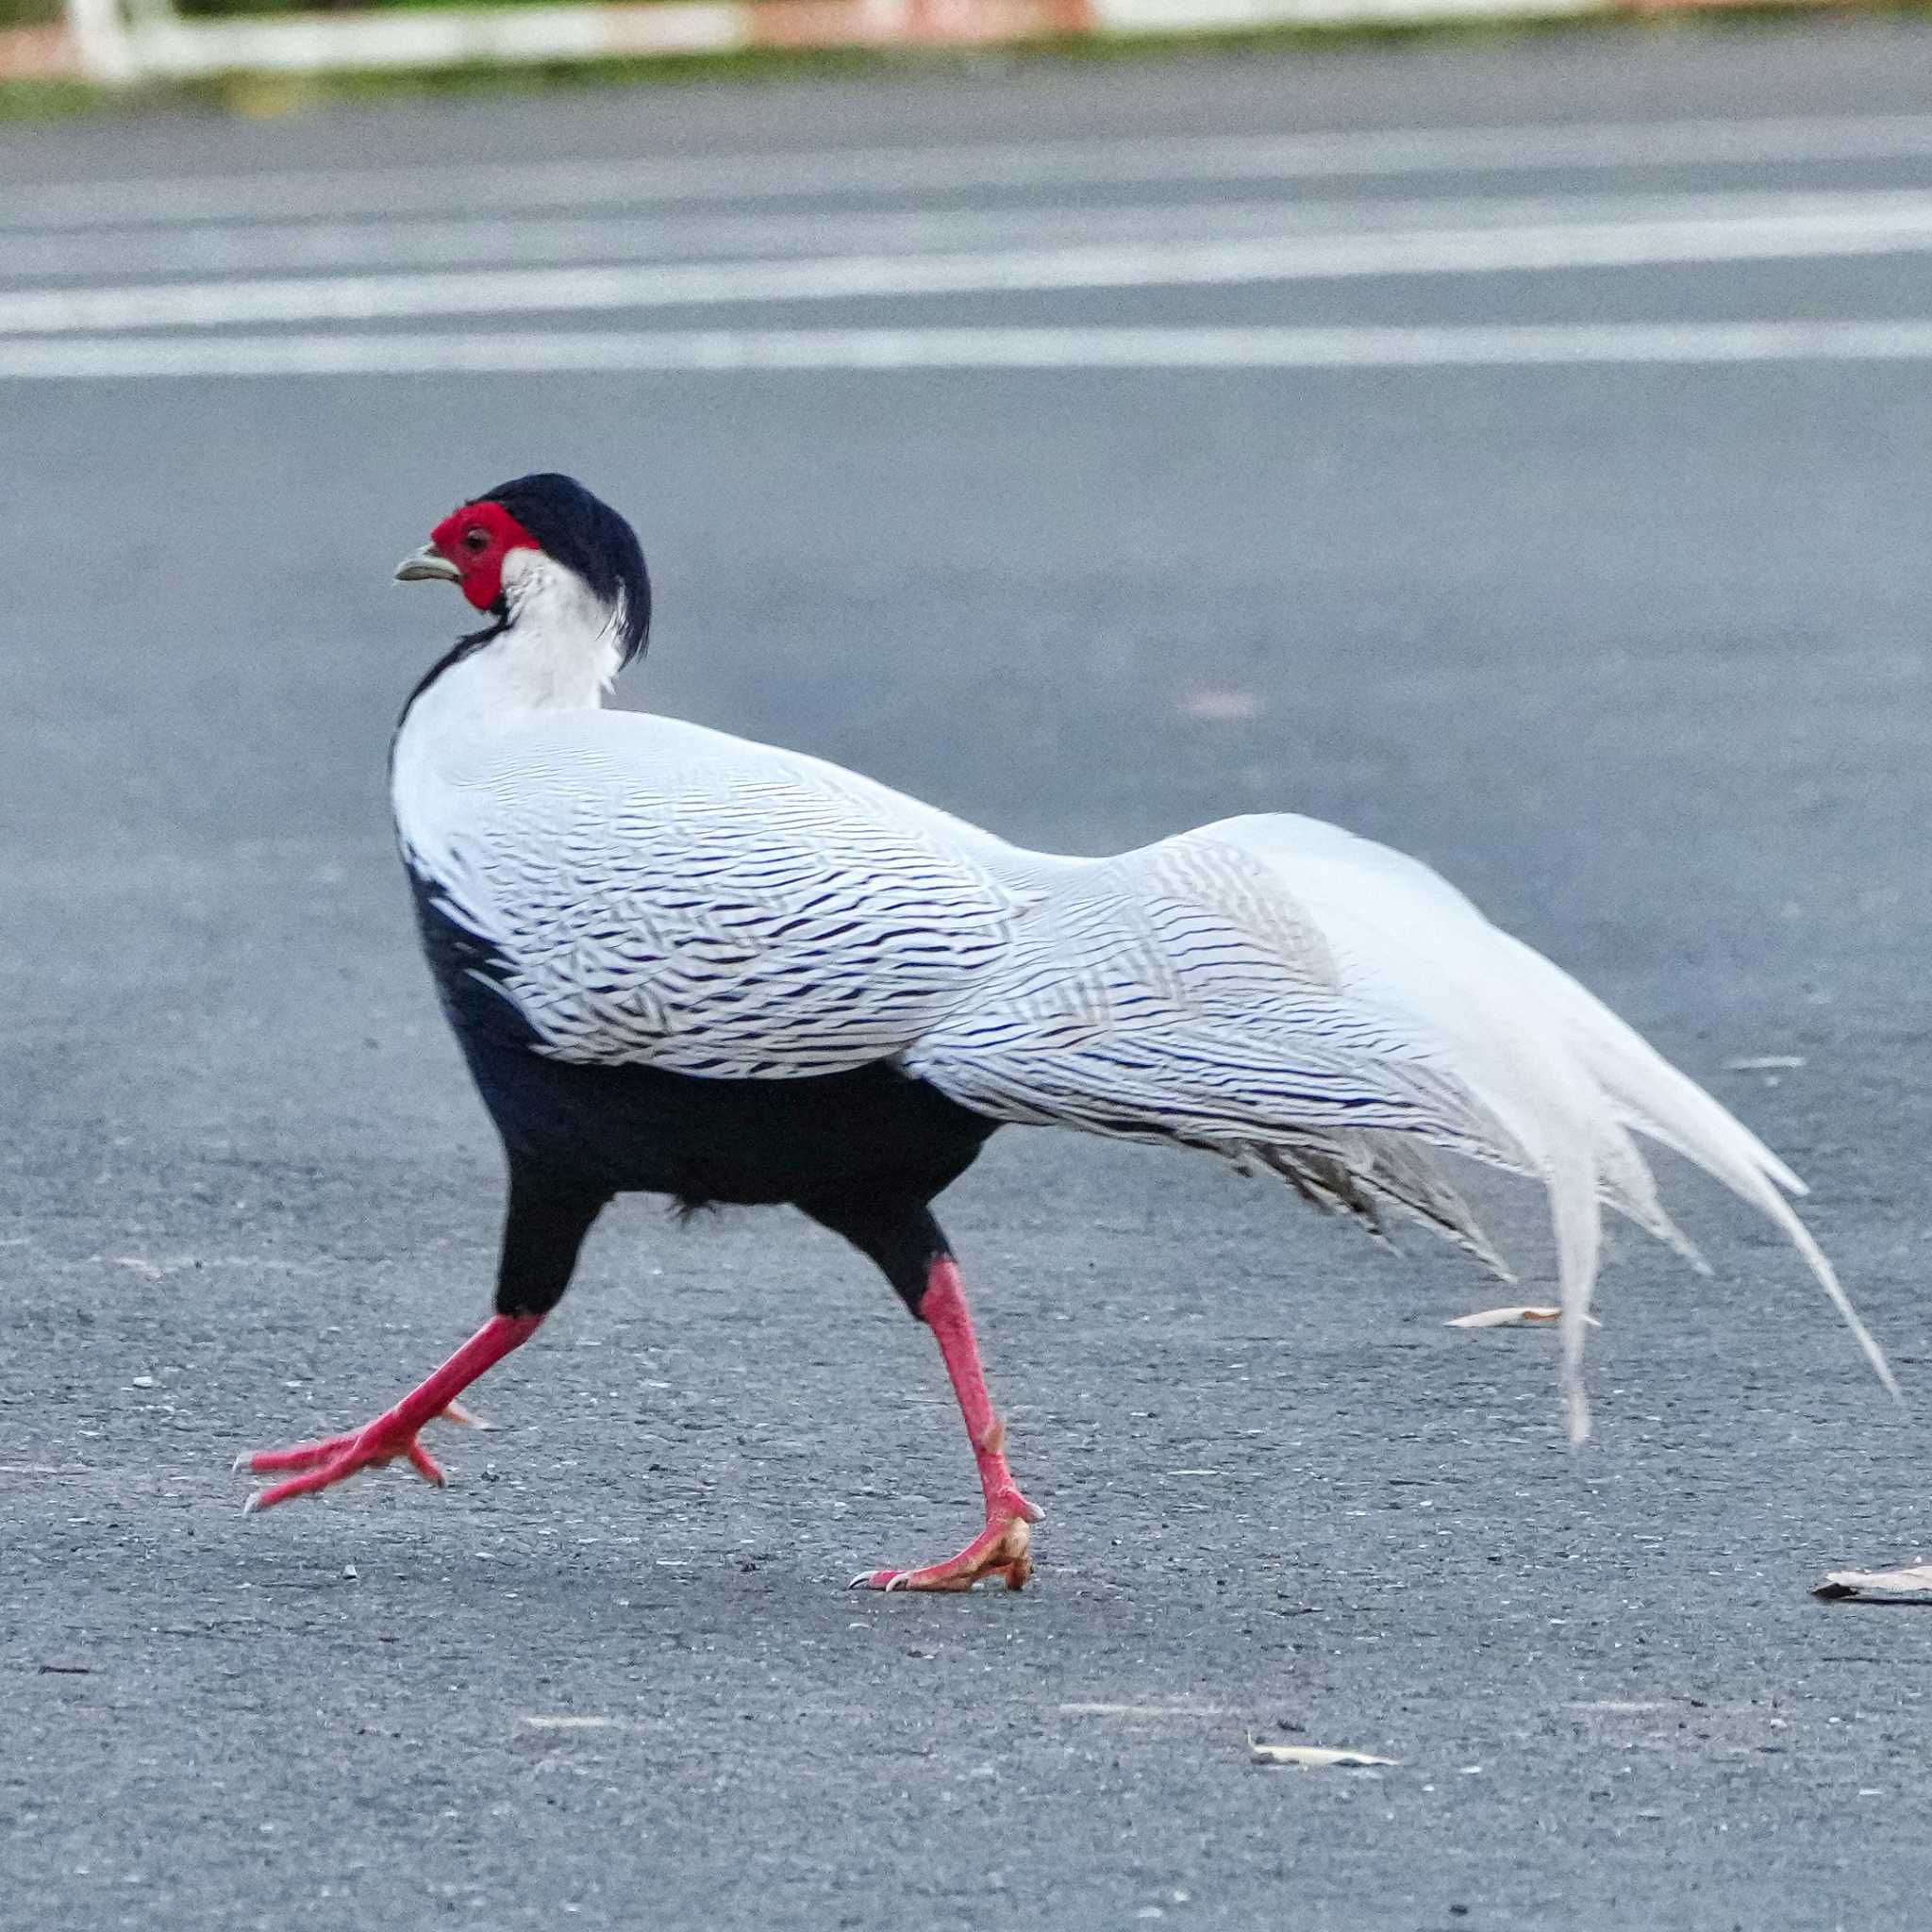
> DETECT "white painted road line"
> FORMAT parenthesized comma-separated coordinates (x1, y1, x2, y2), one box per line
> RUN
(6, 188, 1930, 282)
(8, 208, 1932, 337)
(6, 322, 1932, 379)
(7, 113, 1932, 229)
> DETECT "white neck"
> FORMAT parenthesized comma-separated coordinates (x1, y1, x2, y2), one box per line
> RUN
(391, 551, 627, 878)
(420, 548, 625, 735)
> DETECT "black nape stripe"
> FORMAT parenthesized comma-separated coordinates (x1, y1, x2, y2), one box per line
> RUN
(394, 614, 509, 740)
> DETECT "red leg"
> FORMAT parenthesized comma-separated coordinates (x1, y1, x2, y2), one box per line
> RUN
(858, 1259, 1042, 1592)
(237, 1312, 542, 1513)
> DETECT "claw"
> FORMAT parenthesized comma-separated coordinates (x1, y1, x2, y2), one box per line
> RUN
(860, 1501, 1039, 1593)
(239, 1415, 452, 1512)
(234, 1313, 542, 1518)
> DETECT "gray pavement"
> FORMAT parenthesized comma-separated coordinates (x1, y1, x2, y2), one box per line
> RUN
(5, 20, 1932, 1930)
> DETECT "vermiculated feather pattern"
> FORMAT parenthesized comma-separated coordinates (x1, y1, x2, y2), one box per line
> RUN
(412, 758, 1029, 1078)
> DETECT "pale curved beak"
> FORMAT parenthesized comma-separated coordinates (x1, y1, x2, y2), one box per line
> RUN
(394, 545, 463, 585)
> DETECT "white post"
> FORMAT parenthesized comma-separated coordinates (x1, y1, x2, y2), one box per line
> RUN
(64, 0, 138, 83)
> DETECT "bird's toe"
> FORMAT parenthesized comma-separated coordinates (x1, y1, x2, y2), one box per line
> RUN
(858, 1510, 1036, 1593)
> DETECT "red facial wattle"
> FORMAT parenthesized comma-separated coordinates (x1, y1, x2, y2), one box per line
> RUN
(429, 500, 541, 611)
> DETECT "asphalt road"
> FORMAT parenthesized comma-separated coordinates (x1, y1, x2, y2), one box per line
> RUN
(6, 19, 1932, 1930)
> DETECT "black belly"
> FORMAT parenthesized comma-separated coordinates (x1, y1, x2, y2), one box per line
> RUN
(411, 874, 1000, 1209)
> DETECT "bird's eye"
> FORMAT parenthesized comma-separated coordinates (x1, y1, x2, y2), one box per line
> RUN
(462, 526, 491, 553)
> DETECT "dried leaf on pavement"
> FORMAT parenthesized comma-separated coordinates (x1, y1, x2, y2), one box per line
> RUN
(1446, 1307, 1602, 1330)
(1247, 1735, 1397, 1768)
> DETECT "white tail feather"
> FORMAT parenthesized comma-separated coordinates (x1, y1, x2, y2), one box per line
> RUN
(1489, 930, 1897, 1411)
(1547, 1137, 1603, 1443)
(1194, 818, 1898, 1429)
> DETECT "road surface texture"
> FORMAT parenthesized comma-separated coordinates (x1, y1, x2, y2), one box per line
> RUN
(5, 19, 1932, 1930)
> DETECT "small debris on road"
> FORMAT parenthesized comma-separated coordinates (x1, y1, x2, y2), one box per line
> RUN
(1815, 1564, 1932, 1603)
(1247, 1735, 1397, 1768)
(1446, 1307, 1601, 1330)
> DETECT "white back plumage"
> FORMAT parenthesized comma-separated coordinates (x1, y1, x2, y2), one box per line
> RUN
(393, 550, 1895, 1436)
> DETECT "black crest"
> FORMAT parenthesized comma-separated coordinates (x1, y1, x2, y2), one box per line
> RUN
(478, 473, 652, 667)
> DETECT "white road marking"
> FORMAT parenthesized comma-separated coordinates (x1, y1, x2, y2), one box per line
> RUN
(5, 321, 1932, 380)
(7, 207, 1932, 337)
(1059, 1703, 1231, 1718)
(6, 112, 1932, 228)
(5, 187, 1927, 281)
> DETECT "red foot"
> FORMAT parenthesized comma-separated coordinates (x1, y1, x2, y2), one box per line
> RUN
(236, 1313, 541, 1515)
(237, 1401, 475, 1512)
(858, 1485, 1044, 1593)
